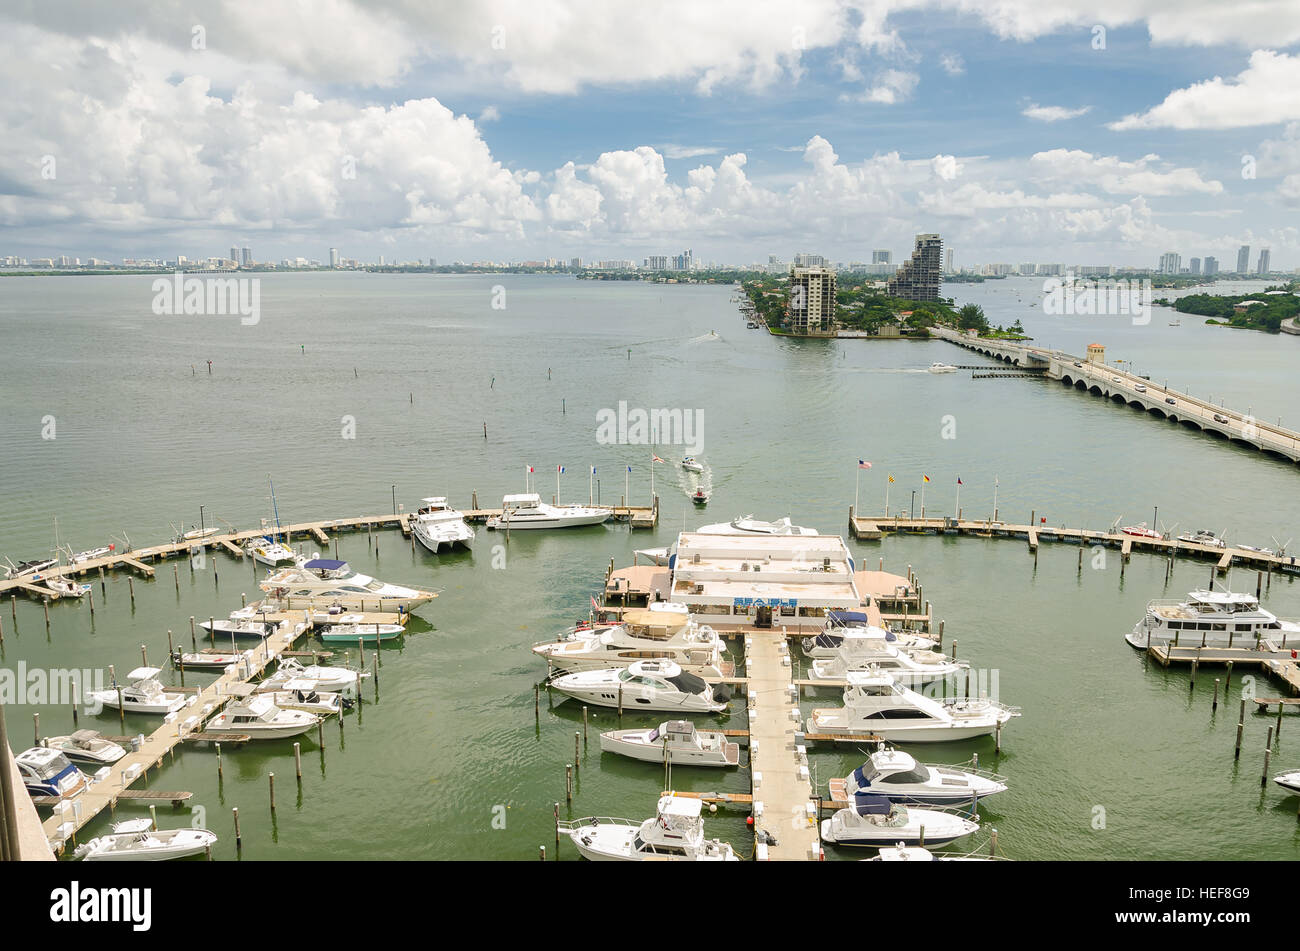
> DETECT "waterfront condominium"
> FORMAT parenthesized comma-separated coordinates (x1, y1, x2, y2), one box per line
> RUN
(1204, 256, 1218, 276)
(887, 233, 943, 302)
(788, 265, 837, 334)
(1257, 248, 1271, 275)
(1237, 244, 1250, 274)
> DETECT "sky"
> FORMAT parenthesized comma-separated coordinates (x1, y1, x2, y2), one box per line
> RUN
(5, 1, 1300, 269)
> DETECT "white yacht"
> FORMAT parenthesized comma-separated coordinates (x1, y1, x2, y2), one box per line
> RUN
(802, 614, 937, 655)
(245, 536, 296, 567)
(806, 670, 1020, 742)
(697, 515, 819, 536)
(485, 493, 611, 530)
(1176, 529, 1226, 549)
(830, 749, 1007, 805)
(821, 794, 979, 848)
(532, 605, 730, 677)
(1273, 770, 1300, 794)
(559, 794, 738, 861)
(15, 747, 91, 801)
(74, 819, 218, 862)
(172, 649, 250, 670)
(807, 627, 966, 687)
(255, 658, 367, 699)
(410, 497, 475, 552)
(928, 362, 958, 373)
(205, 689, 321, 739)
(1126, 587, 1300, 649)
(69, 545, 114, 564)
(199, 609, 280, 639)
(88, 667, 188, 716)
(680, 456, 704, 473)
(42, 731, 126, 766)
(550, 660, 731, 713)
(260, 559, 436, 611)
(599, 720, 740, 767)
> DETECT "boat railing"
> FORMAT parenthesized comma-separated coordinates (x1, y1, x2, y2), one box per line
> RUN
(556, 816, 639, 833)
(940, 698, 1021, 718)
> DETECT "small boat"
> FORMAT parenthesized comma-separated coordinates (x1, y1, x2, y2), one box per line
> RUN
(87, 667, 187, 715)
(317, 622, 404, 644)
(550, 660, 731, 713)
(1238, 544, 1277, 557)
(34, 575, 91, 598)
(410, 497, 475, 552)
(260, 560, 435, 611)
(831, 749, 1007, 805)
(1177, 529, 1226, 549)
(806, 670, 1020, 742)
(205, 688, 321, 739)
(70, 545, 114, 564)
(2, 557, 57, 580)
(74, 819, 218, 862)
(692, 488, 709, 506)
(245, 536, 296, 567)
(1120, 523, 1162, 540)
(256, 658, 366, 698)
(262, 679, 349, 716)
(820, 794, 979, 848)
(1274, 770, 1300, 794)
(1168, 319, 1181, 327)
(802, 613, 937, 655)
(42, 730, 126, 766)
(16, 747, 92, 800)
(599, 720, 740, 767)
(927, 363, 958, 373)
(559, 794, 738, 861)
(533, 606, 729, 676)
(680, 456, 704, 473)
(807, 628, 966, 687)
(172, 649, 250, 670)
(1127, 587, 1300, 649)
(485, 494, 612, 531)
(173, 526, 220, 545)
(198, 610, 279, 639)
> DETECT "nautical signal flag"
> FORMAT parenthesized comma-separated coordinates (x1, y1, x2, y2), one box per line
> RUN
(591, 466, 596, 474)
(888, 475, 894, 484)
(557, 465, 565, 473)
(957, 477, 963, 485)
(858, 460, 872, 469)
(923, 474, 930, 483)
(652, 454, 665, 463)
(527, 466, 534, 473)
(627, 465, 632, 472)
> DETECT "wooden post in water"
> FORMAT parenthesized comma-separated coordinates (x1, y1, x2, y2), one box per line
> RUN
(190, 616, 196, 649)
(539, 847, 545, 861)
(116, 686, 124, 727)
(43, 600, 49, 630)
(209, 616, 215, 646)
(33, 713, 39, 746)
(173, 564, 179, 592)
(1235, 700, 1245, 760)
(232, 807, 241, 849)
(575, 732, 580, 769)
(1212, 678, 1220, 711)
(128, 576, 134, 604)
(269, 772, 276, 812)
(70, 679, 78, 726)
(583, 706, 588, 745)
(87, 589, 93, 618)
(554, 802, 560, 859)
(10, 595, 16, 630)
(1263, 728, 1273, 786)
(294, 742, 302, 782)
(216, 743, 223, 778)
(1276, 703, 1283, 739)
(565, 765, 573, 804)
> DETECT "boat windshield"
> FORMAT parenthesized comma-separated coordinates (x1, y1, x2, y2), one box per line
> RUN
(32, 755, 73, 780)
(646, 727, 660, 742)
(667, 671, 707, 695)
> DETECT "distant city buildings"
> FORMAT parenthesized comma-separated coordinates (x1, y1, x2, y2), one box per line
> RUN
(1204, 256, 1218, 276)
(871, 249, 891, 265)
(793, 252, 827, 267)
(887, 234, 943, 302)
(329, 248, 339, 268)
(671, 249, 694, 270)
(1158, 251, 1181, 274)
(788, 265, 837, 334)
(644, 255, 668, 269)
(1258, 248, 1271, 275)
(1237, 245, 1250, 274)
(1189, 257, 1201, 275)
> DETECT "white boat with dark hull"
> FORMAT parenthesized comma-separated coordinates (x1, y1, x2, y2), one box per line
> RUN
(172, 649, 251, 670)
(533, 606, 729, 677)
(680, 456, 704, 474)
(550, 660, 731, 713)
(821, 794, 979, 848)
(42, 731, 126, 766)
(559, 794, 738, 861)
(2, 557, 56, 581)
(199, 609, 280, 639)
(802, 613, 937, 655)
(70, 545, 115, 564)
(807, 671, 1020, 742)
(88, 667, 188, 716)
(411, 497, 475, 552)
(260, 560, 435, 611)
(74, 819, 218, 861)
(599, 720, 740, 767)
(808, 628, 965, 687)
(485, 493, 612, 531)
(1177, 529, 1226, 549)
(1274, 770, 1300, 794)
(1126, 587, 1300, 649)
(205, 688, 320, 739)
(697, 515, 819, 536)
(830, 749, 1007, 805)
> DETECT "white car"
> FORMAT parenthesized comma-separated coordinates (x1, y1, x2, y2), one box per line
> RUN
(1134, 383, 1147, 392)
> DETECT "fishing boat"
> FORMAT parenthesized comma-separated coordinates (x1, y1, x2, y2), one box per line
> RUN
(245, 536, 296, 567)
(484, 493, 612, 531)
(317, 622, 404, 644)
(830, 749, 1007, 805)
(806, 670, 1020, 742)
(599, 720, 740, 767)
(1168, 319, 1181, 327)
(927, 362, 958, 373)
(807, 628, 966, 687)
(410, 497, 475, 552)
(559, 794, 738, 861)
(87, 667, 188, 716)
(692, 488, 709, 506)
(697, 515, 819, 536)
(15, 747, 91, 800)
(532, 606, 729, 677)
(1120, 523, 1162, 540)
(74, 819, 218, 862)
(1177, 529, 1226, 549)
(205, 687, 321, 739)
(2, 557, 56, 580)
(42, 730, 126, 766)
(802, 613, 937, 655)
(1126, 587, 1300, 649)
(255, 658, 367, 698)
(680, 456, 704, 473)
(1274, 770, 1300, 794)
(550, 660, 731, 713)
(261, 679, 349, 716)
(821, 794, 980, 848)
(171, 649, 250, 670)
(260, 560, 436, 611)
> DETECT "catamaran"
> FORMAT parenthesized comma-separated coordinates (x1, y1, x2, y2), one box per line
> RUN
(245, 536, 296, 567)
(1127, 587, 1300, 649)
(532, 605, 730, 677)
(485, 493, 611, 530)
(260, 559, 436, 611)
(410, 497, 475, 551)
(806, 670, 1020, 742)
(559, 794, 738, 861)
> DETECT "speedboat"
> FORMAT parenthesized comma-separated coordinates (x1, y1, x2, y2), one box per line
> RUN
(830, 749, 1007, 805)
(697, 515, 819, 536)
(15, 747, 91, 800)
(1126, 587, 1300, 649)
(807, 628, 966, 687)
(802, 614, 937, 655)
(821, 794, 979, 848)
(550, 660, 731, 713)
(928, 363, 958, 373)
(172, 649, 251, 670)
(692, 488, 709, 506)
(88, 667, 187, 715)
(42, 730, 126, 766)
(245, 536, 296, 566)
(198, 609, 279, 639)
(532, 606, 729, 677)
(205, 690, 321, 739)
(872, 845, 1001, 861)
(1238, 544, 1277, 557)
(261, 679, 349, 717)
(2, 557, 57, 580)
(260, 560, 436, 611)
(255, 658, 367, 699)
(1274, 770, 1300, 794)
(317, 622, 404, 644)
(806, 670, 1020, 742)
(559, 794, 737, 861)
(599, 720, 740, 767)
(410, 497, 475, 552)
(1177, 529, 1226, 549)
(74, 819, 218, 861)
(1120, 523, 1162, 540)
(681, 456, 704, 473)
(485, 494, 611, 530)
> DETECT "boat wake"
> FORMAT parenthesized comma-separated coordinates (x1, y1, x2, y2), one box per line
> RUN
(688, 332, 723, 344)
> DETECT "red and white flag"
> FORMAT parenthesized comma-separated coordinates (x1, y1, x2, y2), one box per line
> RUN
(651, 454, 665, 464)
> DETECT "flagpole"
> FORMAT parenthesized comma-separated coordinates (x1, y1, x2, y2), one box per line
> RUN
(885, 478, 890, 517)
(625, 467, 629, 512)
(920, 480, 925, 518)
(589, 467, 593, 506)
(993, 476, 999, 522)
(855, 465, 860, 515)
(955, 480, 961, 518)
(650, 458, 655, 505)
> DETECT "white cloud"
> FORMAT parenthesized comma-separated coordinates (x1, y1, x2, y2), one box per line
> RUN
(1111, 50, 1300, 130)
(939, 52, 964, 75)
(660, 145, 723, 159)
(478, 105, 501, 122)
(1029, 149, 1223, 196)
(930, 154, 963, 180)
(845, 69, 920, 104)
(1022, 103, 1092, 122)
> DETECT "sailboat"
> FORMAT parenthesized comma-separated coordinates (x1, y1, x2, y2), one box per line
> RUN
(246, 477, 295, 566)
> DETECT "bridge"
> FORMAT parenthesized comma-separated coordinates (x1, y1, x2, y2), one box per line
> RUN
(931, 326, 1300, 464)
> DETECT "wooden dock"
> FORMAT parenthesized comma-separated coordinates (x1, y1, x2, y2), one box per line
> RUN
(1147, 642, 1300, 696)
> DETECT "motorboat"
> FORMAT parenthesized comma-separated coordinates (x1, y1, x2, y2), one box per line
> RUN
(15, 747, 91, 800)
(830, 749, 1007, 805)
(205, 688, 321, 739)
(260, 560, 436, 611)
(172, 649, 251, 670)
(1126, 587, 1300, 649)
(927, 362, 958, 373)
(261, 679, 349, 717)
(485, 494, 612, 531)
(692, 488, 709, 506)
(410, 497, 475, 552)
(1238, 544, 1277, 557)
(199, 609, 280, 639)
(872, 845, 1001, 861)
(87, 667, 188, 715)
(42, 730, 126, 766)
(532, 606, 730, 677)
(317, 622, 404, 644)
(1120, 523, 1162, 540)
(2, 557, 56, 580)
(802, 613, 937, 655)
(255, 657, 367, 699)
(696, 515, 819, 536)
(1168, 319, 1181, 327)
(245, 536, 296, 567)
(821, 794, 979, 848)
(599, 720, 740, 767)
(70, 545, 114, 564)
(806, 670, 1020, 742)
(559, 794, 738, 861)
(74, 819, 218, 861)
(1177, 529, 1226, 549)
(550, 660, 731, 713)
(680, 456, 704, 473)
(1274, 770, 1300, 794)
(807, 628, 966, 687)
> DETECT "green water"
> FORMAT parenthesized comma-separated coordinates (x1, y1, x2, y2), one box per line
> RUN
(2, 273, 1299, 860)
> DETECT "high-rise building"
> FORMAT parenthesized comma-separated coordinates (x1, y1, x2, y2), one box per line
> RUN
(1020, 263, 1036, 276)
(645, 255, 668, 269)
(871, 250, 891, 265)
(230, 246, 239, 264)
(793, 252, 826, 267)
(788, 266, 837, 334)
(1189, 257, 1201, 275)
(1204, 256, 1218, 276)
(570, 257, 582, 269)
(1237, 245, 1250, 274)
(945, 249, 954, 273)
(329, 248, 340, 268)
(1258, 248, 1271, 275)
(1158, 251, 1181, 274)
(887, 234, 943, 302)
(240, 247, 252, 267)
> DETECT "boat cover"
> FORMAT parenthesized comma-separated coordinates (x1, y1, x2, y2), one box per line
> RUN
(808, 633, 844, 649)
(667, 670, 708, 695)
(304, 559, 347, 571)
(828, 611, 868, 627)
(851, 792, 892, 816)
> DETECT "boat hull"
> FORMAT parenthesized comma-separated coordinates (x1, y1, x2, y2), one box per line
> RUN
(81, 829, 218, 861)
(599, 730, 739, 767)
(807, 714, 1002, 742)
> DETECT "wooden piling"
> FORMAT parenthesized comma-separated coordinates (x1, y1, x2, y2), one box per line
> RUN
(1263, 729, 1273, 786)
(1235, 700, 1245, 760)
(269, 772, 276, 811)
(1212, 678, 1219, 711)
(294, 742, 302, 781)
(233, 806, 241, 849)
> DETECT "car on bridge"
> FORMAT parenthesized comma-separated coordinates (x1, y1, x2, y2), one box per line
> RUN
(1213, 413, 1229, 424)
(1165, 397, 1177, 405)
(1135, 383, 1147, 393)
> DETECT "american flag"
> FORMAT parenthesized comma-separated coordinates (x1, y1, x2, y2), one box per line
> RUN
(858, 460, 872, 469)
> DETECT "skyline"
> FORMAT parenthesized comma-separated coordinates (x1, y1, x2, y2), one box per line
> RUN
(6, 3, 1300, 267)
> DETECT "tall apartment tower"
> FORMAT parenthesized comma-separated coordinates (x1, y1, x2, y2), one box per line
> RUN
(1257, 248, 1271, 275)
(1158, 251, 1181, 274)
(788, 265, 837, 335)
(1236, 245, 1250, 274)
(240, 247, 252, 267)
(229, 246, 239, 265)
(329, 248, 340, 268)
(871, 249, 891, 265)
(1204, 256, 1218, 276)
(1189, 257, 1201, 275)
(887, 234, 943, 302)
